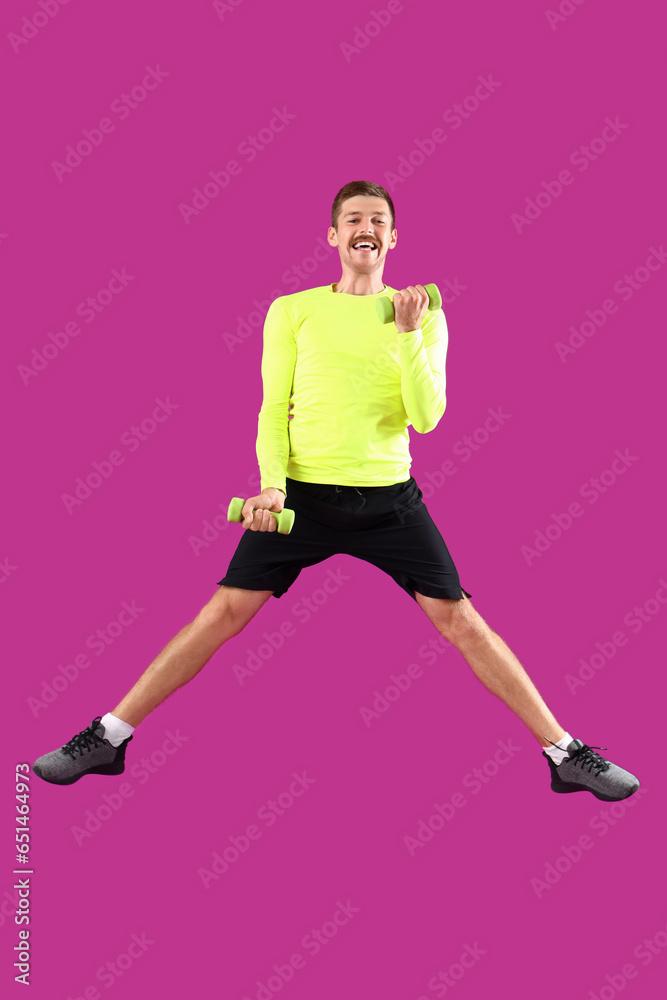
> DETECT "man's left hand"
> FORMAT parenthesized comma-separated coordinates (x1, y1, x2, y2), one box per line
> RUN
(392, 285, 429, 333)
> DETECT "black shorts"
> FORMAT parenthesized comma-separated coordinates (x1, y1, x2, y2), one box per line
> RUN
(217, 476, 471, 603)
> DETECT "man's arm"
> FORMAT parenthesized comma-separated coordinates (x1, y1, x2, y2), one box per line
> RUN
(396, 306, 448, 433)
(256, 297, 296, 496)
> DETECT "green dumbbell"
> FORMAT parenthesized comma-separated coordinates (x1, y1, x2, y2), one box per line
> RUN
(227, 497, 295, 535)
(375, 282, 442, 324)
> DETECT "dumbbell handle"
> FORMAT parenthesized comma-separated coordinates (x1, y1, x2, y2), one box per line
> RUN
(375, 282, 442, 325)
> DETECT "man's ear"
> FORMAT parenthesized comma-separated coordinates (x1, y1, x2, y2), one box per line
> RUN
(327, 226, 339, 247)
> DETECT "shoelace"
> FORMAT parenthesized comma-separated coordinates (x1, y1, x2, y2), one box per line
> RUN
(61, 716, 105, 759)
(546, 738, 610, 774)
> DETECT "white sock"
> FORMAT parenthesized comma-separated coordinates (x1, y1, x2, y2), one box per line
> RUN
(100, 712, 135, 748)
(543, 732, 574, 766)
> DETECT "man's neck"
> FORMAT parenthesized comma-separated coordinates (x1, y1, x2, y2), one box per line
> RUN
(333, 274, 386, 295)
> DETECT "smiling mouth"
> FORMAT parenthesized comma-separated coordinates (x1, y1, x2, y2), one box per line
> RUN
(352, 243, 377, 253)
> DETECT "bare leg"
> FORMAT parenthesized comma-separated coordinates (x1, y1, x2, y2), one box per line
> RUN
(111, 587, 273, 727)
(414, 593, 567, 747)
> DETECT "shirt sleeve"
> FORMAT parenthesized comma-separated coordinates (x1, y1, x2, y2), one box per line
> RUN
(396, 306, 448, 433)
(255, 297, 296, 495)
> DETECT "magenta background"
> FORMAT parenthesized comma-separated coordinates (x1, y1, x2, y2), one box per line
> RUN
(2, 1, 665, 997)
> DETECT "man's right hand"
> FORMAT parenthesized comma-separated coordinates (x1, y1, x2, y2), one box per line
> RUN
(241, 488, 286, 532)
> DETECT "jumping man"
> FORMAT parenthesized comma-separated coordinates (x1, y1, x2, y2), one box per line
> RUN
(33, 180, 639, 802)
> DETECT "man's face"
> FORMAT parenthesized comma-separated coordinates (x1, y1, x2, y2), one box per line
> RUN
(328, 195, 397, 272)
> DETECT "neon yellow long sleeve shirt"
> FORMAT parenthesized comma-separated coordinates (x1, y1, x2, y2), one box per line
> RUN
(256, 282, 448, 495)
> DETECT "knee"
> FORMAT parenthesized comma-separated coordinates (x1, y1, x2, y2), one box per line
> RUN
(193, 597, 243, 637)
(197, 587, 272, 638)
(438, 603, 488, 646)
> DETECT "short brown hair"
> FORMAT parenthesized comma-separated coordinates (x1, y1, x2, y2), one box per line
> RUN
(331, 180, 395, 232)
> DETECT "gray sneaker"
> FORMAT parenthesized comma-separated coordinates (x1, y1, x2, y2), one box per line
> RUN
(32, 716, 132, 785)
(543, 738, 640, 801)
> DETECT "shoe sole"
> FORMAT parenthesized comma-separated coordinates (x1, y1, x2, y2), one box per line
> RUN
(550, 780, 640, 802)
(32, 761, 126, 786)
